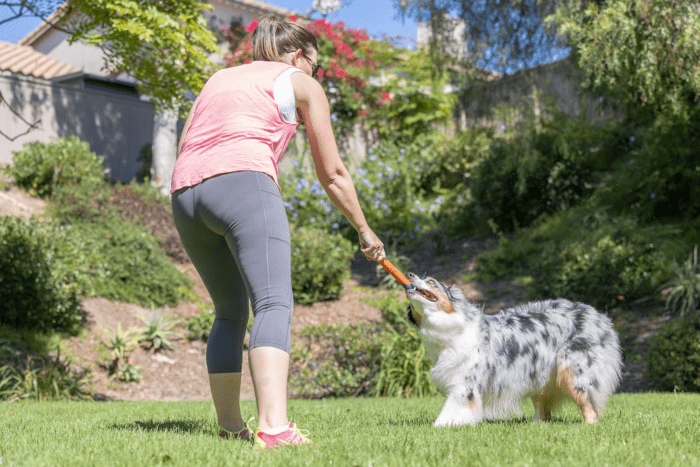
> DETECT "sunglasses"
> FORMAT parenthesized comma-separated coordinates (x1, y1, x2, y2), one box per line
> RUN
(303, 55, 321, 77)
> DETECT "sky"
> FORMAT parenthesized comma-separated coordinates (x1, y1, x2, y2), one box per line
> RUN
(0, 0, 419, 46)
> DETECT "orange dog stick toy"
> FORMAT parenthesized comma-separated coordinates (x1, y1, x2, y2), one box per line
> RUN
(379, 259, 415, 291)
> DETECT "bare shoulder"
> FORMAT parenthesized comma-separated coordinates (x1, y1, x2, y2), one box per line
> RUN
(290, 73, 325, 103)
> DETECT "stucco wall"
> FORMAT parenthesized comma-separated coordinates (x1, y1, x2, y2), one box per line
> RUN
(0, 73, 155, 182)
(458, 57, 622, 132)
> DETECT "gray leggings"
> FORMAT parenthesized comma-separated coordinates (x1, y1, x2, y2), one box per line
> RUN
(171, 171, 293, 374)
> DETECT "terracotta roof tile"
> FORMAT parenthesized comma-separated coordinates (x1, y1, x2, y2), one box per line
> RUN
(0, 41, 78, 79)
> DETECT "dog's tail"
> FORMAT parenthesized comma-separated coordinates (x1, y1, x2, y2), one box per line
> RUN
(559, 306, 622, 415)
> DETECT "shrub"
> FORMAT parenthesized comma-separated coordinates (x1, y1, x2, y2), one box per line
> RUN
(0, 342, 93, 401)
(646, 316, 700, 392)
(50, 218, 191, 307)
(290, 322, 384, 398)
(281, 136, 455, 247)
(7, 136, 107, 198)
(416, 127, 493, 192)
(289, 294, 436, 398)
(51, 182, 114, 224)
(352, 139, 442, 244)
(0, 217, 85, 334)
(537, 234, 667, 308)
(664, 246, 700, 316)
(472, 115, 597, 231)
(598, 112, 700, 222)
(368, 296, 437, 397)
(186, 308, 215, 341)
(290, 227, 355, 304)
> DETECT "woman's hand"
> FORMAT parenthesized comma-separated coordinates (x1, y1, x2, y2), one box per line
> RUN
(359, 228, 386, 262)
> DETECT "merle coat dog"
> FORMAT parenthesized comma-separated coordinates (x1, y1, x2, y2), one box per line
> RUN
(405, 273, 622, 427)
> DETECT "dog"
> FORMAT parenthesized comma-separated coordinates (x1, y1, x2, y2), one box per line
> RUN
(405, 273, 622, 427)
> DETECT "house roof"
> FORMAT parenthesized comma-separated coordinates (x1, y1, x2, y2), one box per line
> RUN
(19, 1, 308, 47)
(0, 41, 78, 79)
(18, 2, 72, 47)
(218, 0, 307, 22)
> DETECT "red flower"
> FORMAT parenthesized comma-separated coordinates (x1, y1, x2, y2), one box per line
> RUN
(289, 15, 298, 22)
(336, 69, 348, 78)
(381, 91, 392, 101)
(246, 21, 258, 33)
(357, 109, 369, 117)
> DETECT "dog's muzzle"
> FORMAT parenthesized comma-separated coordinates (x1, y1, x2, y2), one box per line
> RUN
(408, 287, 438, 302)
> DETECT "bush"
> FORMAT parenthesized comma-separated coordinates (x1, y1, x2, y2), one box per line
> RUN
(646, 316, 700, 392)
(475, 208, 681, 308)
(416, 127, 493, 192)
(7, 136, 107, 198)
(51, 182, 114, 224)
(663, 246, 700, 316)
(368, 295, 437, 397)
(50, 218, 191, 307)
(281, 136, 457, 246)
(290, 322, 384, 398)
(472, 115, 597, 231)
(598, 111, 700, 222)
(289, 294, 436, 398)
(290, 227, 355, 304)
(537, 234, 667, 308)
(0, 341, 93, 401)
(0, 217, 84, 334)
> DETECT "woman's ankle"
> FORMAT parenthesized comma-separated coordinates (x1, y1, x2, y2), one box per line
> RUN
(219, 419, 247, 433)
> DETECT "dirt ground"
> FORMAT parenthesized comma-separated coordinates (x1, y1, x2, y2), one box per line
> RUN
(0, 168, 655, 403)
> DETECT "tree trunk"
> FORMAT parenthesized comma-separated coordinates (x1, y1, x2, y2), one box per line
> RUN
(151, 107, 178, 196)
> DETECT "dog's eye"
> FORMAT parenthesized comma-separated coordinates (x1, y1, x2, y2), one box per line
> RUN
(428, 280, 436, 287)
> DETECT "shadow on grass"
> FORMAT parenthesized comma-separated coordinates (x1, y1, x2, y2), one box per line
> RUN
(380, 413, 582, 428)
(110, 419, 211, 435)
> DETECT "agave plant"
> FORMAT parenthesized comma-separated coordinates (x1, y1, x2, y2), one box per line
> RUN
(664, 245, 700, 316)
(101, 324, 137, 363)
(137, 309, 181, 351)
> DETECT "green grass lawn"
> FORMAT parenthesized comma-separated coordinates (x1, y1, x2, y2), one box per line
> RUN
(1, 394, 698, 466)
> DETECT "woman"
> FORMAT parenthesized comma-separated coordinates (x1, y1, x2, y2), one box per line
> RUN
(171, 15, 386, 450)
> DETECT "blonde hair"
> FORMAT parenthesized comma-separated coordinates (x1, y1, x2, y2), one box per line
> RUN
(252, 15, 317, 62)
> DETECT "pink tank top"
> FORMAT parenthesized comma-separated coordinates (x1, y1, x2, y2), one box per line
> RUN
(171, 61, 299, 193)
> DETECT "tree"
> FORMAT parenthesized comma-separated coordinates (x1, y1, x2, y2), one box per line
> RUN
(396, 0, 563, 73)
(552, 0, 700, 120)
(0, 0, 65, 26)
(1, 0, 218, 113)
(397, 0, 700, 119)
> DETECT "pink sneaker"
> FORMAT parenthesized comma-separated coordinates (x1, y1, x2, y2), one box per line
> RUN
(253, 422, 312, 451)
(219, 426, 253, 441)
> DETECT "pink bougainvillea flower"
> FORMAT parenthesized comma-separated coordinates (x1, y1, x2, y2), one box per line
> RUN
(337, 43, 352, 56)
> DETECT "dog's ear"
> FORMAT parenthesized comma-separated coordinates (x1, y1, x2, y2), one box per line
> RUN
(406, 304, 418, 326)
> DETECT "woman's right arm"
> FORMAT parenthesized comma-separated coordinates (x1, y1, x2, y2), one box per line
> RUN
(291, 72, 386, 262)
